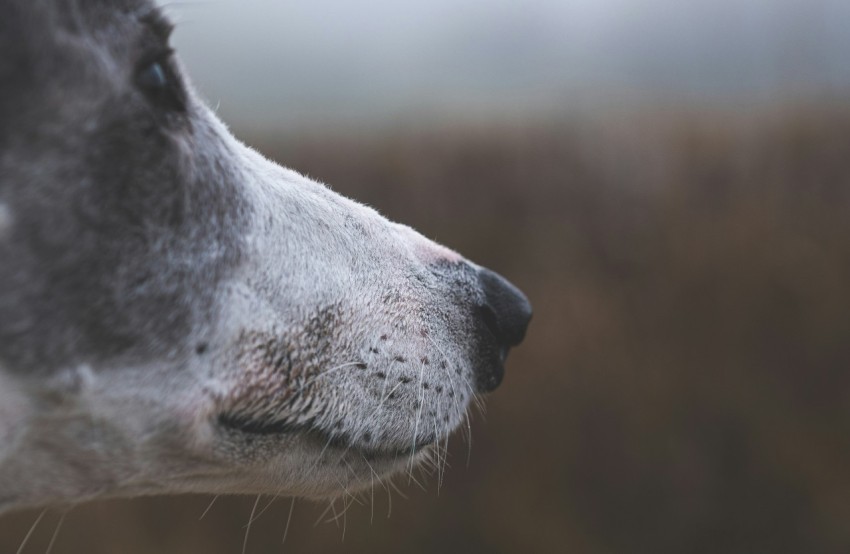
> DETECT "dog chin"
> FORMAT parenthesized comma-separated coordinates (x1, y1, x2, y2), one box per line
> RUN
(302, 446, 434, 500)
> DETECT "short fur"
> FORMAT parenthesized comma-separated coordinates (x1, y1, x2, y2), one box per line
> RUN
(0, 0, 529, 513)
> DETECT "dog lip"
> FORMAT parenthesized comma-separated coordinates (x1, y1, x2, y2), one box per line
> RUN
(218, 413, 301, 435)
(308, 429, 434, 460)
(357, 439, 434, 461)
(217, 413, 432, 459)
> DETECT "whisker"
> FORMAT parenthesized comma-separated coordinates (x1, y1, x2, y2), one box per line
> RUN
(434, 417, 447, 491)
(16, 508, 46, 554)
(248, 495, 278, 525)
(199, 494, 219, 520)
(406, 467, 427, 492)
(296, 361, 365, 395)
(301, 432, 339, 479)
(44, 509, 69, 554)
(360, 454, 377, 524)
(281, 497, 296, 545)
(388, 478, 408, 500)
(241, 494, 261, 554)
(386, 477, 393, 518)
(464, 410, 473, 467)
(339, 459, 366, 508)
(408, 358, 427, 477)
(341, 495, 353, 541)
(443, 431, 452, 481)
(314, 500, 336, 527)
(328, 498, 340, 527)
(426, 334, 462, 402)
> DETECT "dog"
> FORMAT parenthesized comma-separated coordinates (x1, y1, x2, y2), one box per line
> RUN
(0, 0, 531, 514)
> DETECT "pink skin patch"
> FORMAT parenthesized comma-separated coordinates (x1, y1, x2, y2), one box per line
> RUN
(394, 224, 464, 265)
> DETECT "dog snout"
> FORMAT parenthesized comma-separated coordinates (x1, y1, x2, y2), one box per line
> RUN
(473, 267, 532, 392)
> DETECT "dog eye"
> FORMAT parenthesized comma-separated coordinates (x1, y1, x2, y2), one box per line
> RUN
(138, 61, 168, 90)
(135, 53, 186, 113)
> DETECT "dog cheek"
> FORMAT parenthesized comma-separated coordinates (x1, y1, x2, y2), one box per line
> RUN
(0, 372, 32, 464)
(159, 378, 224, 453)
(0, 203, 13, 238)
(213, 327, 336, 431)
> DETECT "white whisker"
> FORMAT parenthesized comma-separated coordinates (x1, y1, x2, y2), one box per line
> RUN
(199, 494, 219, 520)
(296, 361, 365, 395)
(408, 358, 427, 477)
(16, 508, 46, 554)
(328, 498, 339, 527)
(281, 497, 296, 546)
(248, 495, 278, 525)
(44, 509, 67, 554)
(242, 494, 260, 554)
(464, 410, 473, 467)
(314, 500, 336, 527)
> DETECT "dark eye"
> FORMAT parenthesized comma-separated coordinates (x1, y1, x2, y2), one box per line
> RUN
(138, 61, 168, 90)
(135, 53, 186, 113)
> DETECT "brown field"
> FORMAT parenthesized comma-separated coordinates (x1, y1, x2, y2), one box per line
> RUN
(3, 105, 850, 553)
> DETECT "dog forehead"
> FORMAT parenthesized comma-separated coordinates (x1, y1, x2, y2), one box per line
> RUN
(0, 0, 162, 129)
(1, 0, 156, 48)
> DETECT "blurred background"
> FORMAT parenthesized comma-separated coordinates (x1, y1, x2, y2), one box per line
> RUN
(3, 0, 850, 552)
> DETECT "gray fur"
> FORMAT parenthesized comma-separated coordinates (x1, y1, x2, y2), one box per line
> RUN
(0, 0, 528, 513)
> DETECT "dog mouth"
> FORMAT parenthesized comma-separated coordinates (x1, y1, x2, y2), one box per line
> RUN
(217, 414, 434, 461)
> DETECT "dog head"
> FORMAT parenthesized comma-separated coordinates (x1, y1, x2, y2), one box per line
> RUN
(0, 0, 531, 511)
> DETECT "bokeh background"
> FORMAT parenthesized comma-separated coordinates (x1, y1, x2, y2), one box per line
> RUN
(3, 0, 850, 552)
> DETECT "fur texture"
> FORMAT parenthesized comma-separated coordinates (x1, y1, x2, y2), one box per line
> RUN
(0, 0, 530, 513)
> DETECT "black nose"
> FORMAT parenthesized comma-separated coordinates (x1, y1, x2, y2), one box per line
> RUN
(474, 267, 532, 392)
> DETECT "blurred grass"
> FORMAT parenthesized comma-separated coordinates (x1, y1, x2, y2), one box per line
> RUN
(3, 105, 850, 553)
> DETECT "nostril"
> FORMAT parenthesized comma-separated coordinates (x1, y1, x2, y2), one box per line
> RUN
(478, 267, 532, 348)
(470, 267, 531, 393)
(477, 304, 503, 343)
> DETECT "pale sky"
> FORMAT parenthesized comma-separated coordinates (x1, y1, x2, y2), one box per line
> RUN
(162, 0, 850, 129)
